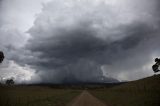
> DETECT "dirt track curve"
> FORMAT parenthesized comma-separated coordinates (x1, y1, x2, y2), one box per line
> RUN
(67, 90, 107, 106)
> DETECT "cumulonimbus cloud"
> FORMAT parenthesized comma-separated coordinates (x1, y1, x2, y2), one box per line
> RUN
(1, 0, 160, 83)
(23, 0, 160, 83)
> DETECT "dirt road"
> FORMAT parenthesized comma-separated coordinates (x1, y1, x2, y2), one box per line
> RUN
(67, 90, 107, 106)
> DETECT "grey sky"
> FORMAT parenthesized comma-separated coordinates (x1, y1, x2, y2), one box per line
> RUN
(0, 0, 160, 84)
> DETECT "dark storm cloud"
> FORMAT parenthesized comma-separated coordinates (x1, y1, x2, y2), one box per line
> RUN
(25, 19, 160, 83)
(27, 22, 158, 65)
(1, 0, 160, 83)
(27, 27, 106, 65)
(26, 26, 113, 83)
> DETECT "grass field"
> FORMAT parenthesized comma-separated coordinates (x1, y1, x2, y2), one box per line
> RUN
(0, 86, 81, 106)
(90, 74, 160, 106)
(0, 74, 160, 106)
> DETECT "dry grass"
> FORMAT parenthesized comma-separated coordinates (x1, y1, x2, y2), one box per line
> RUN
(1, 75, 160, 106)
(0, 86, 81, 106)
(90, 74, 160, 106)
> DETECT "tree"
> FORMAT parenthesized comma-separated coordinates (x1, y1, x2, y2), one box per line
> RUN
(0, 51, 4, 85)
(152, 58, 160, 73)
(0, 51, 4, 63)
(6, 79, 14, 85)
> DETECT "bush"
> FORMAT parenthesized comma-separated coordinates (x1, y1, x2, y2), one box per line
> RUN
(6, 79, 14, 85)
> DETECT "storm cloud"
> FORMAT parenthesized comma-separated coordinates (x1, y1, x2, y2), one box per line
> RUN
(0, 0, 160, 83)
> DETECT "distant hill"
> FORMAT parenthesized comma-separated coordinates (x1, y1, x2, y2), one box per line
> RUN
(113, 74, 160, 90)
(91, 74, 160, 106)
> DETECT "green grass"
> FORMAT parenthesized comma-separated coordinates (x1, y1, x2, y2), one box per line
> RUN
(0, 86, 81, 106)
(90, 74, 160, 106)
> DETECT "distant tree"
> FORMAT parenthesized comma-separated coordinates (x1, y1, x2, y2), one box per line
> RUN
(0, 51, 4, 63)
(6, 79, 14, 85)
(0, 51, 4, 85)
(152, 58, 160, 73)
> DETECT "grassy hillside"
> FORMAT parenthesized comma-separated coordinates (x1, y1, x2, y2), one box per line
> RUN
(0, 86, 81, 106)
(90, 74, 160, 106)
